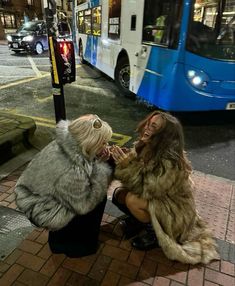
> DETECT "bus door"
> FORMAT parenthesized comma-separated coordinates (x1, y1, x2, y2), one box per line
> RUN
(121, 0, 145, 92)
(134, 0, 183, 107)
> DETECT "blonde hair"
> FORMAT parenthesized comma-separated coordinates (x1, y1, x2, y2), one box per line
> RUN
(68, 114, 112, 159)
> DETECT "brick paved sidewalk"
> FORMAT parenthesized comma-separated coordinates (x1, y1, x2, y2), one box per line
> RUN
(0, 165, 234, 286)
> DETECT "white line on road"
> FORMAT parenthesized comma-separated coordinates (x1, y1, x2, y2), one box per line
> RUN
(27, 55, 42, 77)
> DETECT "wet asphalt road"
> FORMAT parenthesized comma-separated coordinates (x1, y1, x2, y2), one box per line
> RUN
(0, 45, 234, 180)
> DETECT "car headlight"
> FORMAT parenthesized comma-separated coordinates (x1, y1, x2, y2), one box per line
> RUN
(22, 35, 34, 42)
(186, 67, 210, 91)
(6, 35, 12, 42)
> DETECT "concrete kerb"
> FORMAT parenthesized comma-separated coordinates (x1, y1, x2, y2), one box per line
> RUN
(0, 112, 36, 166)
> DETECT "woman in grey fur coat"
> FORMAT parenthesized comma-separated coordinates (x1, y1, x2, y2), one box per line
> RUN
(15, 114, 113, 257)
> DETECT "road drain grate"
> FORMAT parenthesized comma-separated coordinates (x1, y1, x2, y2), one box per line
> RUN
(0, 206, 34, 260)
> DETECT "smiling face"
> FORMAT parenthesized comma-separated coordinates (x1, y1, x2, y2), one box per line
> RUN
(141, 114, 164, 143)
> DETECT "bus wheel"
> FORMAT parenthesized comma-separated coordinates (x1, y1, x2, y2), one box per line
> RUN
(115, 57, 135, 98)
(79, 41, 85, 64)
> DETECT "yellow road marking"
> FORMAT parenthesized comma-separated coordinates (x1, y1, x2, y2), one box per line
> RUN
(0, 73, 50, 90)
(6, 111, 132, 146)
(0, 65, 81, 89)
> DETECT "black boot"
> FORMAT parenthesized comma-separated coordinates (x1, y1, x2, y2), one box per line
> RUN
(131, 224, 159, 251)
(119, 216, 145, 239)
(112, 187, 132, 216)
(112, 188, 145, 238)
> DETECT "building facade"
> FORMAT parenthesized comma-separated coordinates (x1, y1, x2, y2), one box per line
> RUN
(0, 0, 73, 39)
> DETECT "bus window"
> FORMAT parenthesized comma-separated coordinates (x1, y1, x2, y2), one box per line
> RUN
(92, 6, 101, 36)
(78, 11, 85, 34)
(108, 0, 121, 40)
(186, 0, 235, 60)
(142, 0, 182, 47)
(84, 9, 92, 35)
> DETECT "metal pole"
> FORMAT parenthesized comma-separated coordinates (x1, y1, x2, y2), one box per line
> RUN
(44, 0, 66, 123)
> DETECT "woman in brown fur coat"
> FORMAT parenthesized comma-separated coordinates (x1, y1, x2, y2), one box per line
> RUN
(111, 111, 219, 265)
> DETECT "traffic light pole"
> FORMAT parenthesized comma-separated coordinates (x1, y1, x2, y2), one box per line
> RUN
(44, 0, 66, 123)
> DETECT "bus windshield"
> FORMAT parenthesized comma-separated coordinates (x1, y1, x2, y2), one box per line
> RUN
(186, 0, 235, 61)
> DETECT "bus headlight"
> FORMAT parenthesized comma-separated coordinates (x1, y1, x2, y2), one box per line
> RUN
(186, 68, 210, 90)
(22, 35, 34, 42)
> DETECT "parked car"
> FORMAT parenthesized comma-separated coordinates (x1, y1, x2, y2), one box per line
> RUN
(6, 20, 48, 54)
(6, 20, 71, 55)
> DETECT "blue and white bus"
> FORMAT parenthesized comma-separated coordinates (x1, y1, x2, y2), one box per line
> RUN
(75, 0, 235, 111)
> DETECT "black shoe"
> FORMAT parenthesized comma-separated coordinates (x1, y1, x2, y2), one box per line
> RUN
(119, 216, 145, 239)
(131, 226, 159, 251)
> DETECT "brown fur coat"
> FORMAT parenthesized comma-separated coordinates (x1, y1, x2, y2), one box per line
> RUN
(114, 149, 219, 265)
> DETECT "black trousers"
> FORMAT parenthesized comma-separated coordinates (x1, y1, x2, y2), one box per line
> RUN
(48, 197, 107, 258)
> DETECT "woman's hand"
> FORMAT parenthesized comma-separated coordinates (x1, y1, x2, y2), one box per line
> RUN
(111, 145, 129, 165)
(97, 147, 111, 162)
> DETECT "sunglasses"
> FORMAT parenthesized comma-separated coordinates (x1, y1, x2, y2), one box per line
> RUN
(92, 116, 102, 129)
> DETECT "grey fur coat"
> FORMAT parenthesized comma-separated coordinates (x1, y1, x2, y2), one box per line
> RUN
(15, 120, 112, 230)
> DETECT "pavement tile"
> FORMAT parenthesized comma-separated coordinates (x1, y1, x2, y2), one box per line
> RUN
(220, 260, 235, 276)
(157, 263, 187, 284)
(18, 239, 43, 255)
(0, 261, 11, 273)
(102, 244, 130, 261)
(88, 254, 112, 282)
(0, 180, 16, 187)
(0, 264, 24, 286)
(4, 249, 23, 265)
(12, 281, 25, 286)
(16, 252, 45, 272)
(101, 270, 120, 286)
(0, 185, 10, 192)
(195, 199, 228, 240)
(204, 281, 220, 286)
(26, 230, 41, 241)
(137, 258, 157, 284)
(0, 201, 9, 207)
(35, 230, 49, 244)
(231, 187, 235, 212)
(128, 249, 145, 267)
(37, 244, 52, 260)
(0, 164, 235, 285)
(205, 268, 235, 286)
(7, 201, 17, 209)
(170, 281, 185, 286)
(63, 254, 97, 275)
(206, 260, 221, 271)
(66, 272, 100, 286)
(5, 186, 15, 194)
(187, 265, 204, 286)
(193, 175, 232, 209)
(39, 254, 65, 277)
(17, 268, 49, 286)
(226, 211, 235, 244)
(109, 259, 139, 280)
(145, 248, 173, 266)
(47, 267, 72, 286)
(153, 276, 171, 286)
(4, 193, 15, 203)
(119, 239, 133, 251)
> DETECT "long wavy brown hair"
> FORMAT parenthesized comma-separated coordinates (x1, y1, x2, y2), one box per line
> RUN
(135, 111, 192, 173)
